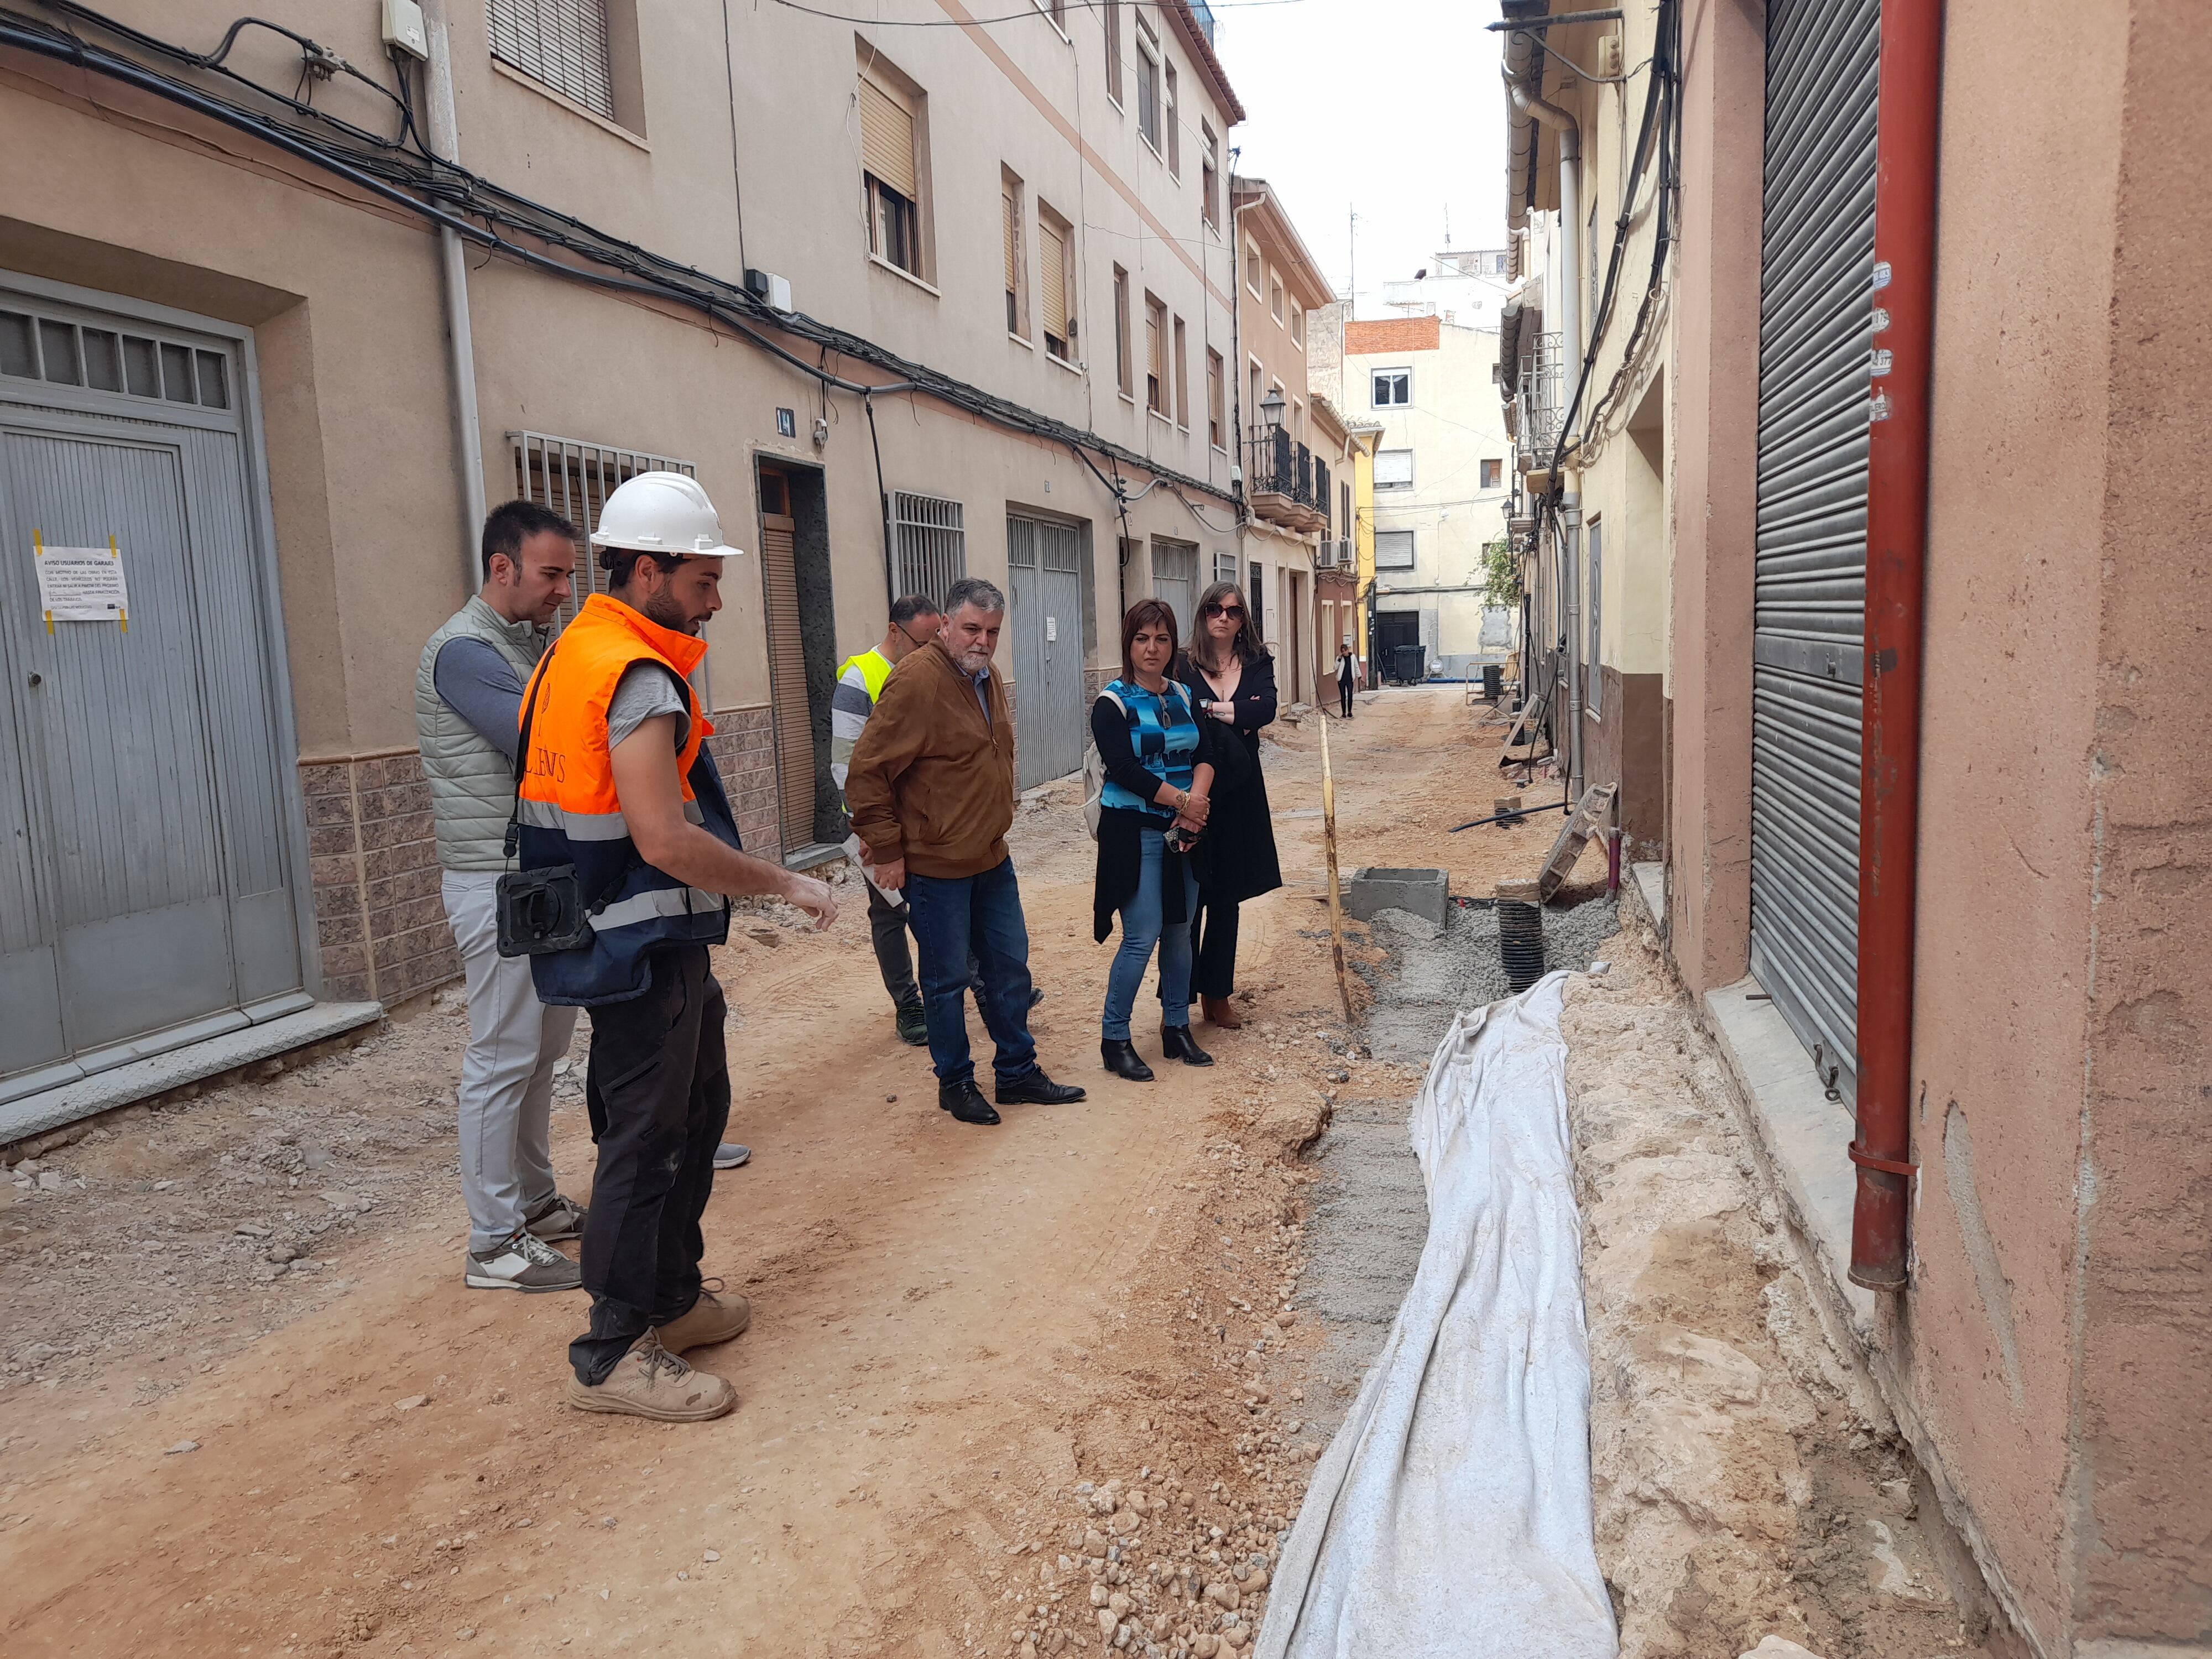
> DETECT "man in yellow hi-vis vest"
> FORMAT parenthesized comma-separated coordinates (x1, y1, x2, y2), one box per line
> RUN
(831, 595, 942, 1044)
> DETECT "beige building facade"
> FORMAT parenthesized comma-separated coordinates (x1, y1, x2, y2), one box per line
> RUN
(0, 0, 1245, 1119)
(1342, 314, 1515, 681)
(1504, 3, 2211, 1653)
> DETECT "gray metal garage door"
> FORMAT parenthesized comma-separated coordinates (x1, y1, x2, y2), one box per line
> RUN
(1750, 0, 1880, 1099)
(0, 285, 305, 1101)
(1006, 514, 1087, 787)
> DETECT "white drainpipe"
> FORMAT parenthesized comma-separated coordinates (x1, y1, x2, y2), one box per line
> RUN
(1507, 69, 1584, 799)
(424, 2, 488, 584)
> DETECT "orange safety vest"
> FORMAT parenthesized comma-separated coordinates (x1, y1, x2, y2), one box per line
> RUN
(514, 594, 740, 1004)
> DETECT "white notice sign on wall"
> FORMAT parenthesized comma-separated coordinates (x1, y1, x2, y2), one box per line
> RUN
(33, 539, 129, 627)
(1046, 616, 1057, 642)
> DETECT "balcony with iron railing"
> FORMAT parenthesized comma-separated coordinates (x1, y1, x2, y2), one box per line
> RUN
(1245, 426, 1329, 534)
(1516, 330, 1564, 474)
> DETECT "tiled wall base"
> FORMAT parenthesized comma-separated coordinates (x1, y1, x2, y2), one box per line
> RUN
(298, 704, 780, 1005)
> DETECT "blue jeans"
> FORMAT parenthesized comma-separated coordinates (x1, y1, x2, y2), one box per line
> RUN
(904, 858, 1040, 1088)
(1102, 830, 1199, 1042)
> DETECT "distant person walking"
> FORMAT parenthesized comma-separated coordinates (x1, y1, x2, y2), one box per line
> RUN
(516, 472, 837, 1421)
(416, 500, 589, 1295)
(1092, 599, 1217, 1081)
(830, 595, 943, 1046)
(843, 577, 1086, 1125)
(1335, 637, 1359, 720)
(1174, 582, 1282, 1030)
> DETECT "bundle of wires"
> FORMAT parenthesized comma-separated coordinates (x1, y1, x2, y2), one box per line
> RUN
(0, 1, 1238, 521)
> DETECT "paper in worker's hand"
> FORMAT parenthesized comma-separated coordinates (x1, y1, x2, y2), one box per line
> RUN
(843, 833, 905, 909)
(35, 543, 129, 622)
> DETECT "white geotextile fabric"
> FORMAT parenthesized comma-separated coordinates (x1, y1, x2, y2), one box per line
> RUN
(1256, 973, 1617, 1659)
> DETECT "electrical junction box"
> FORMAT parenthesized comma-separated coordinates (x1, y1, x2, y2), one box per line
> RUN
(381, 0, 429, 61)
(1598, 31, 1624, 77)
(744, 268, 794, 313)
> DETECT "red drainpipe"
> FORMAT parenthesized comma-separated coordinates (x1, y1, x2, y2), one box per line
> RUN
(1850, 0, 1944, 1292)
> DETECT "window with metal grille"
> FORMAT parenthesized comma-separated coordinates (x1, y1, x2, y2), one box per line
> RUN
(1150, 538, 1198, 636)
(509, 431, 695, 633)
(488, 0, 614, 119)
(891, 492, 965, 608)
(0, 305, 229, 410)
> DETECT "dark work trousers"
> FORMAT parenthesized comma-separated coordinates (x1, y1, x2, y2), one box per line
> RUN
(568, 945, 729, 1386)
(1192, 895, 1242, 1001)
(868, 874, 984, 1013)
(867, 880, 923, 1012)
(1338, 676, 1355, 718)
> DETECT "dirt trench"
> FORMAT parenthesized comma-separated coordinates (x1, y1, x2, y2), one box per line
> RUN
(0, 687, 1988, 1658)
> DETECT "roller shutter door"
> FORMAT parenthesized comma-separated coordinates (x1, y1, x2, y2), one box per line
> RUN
(1750, 0, 1879, 1098)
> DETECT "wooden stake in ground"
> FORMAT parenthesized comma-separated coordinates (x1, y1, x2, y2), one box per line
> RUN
(1320, 714, 1356, 1024)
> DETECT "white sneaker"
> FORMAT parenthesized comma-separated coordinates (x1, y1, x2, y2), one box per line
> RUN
(465, 1229, 582, 1292)
(712, 1144, 751, 1171)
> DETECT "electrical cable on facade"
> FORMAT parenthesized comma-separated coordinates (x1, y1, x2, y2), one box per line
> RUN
(0, 2, 1238, 510)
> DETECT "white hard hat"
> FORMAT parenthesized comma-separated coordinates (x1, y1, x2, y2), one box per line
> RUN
(589, 471, 743, 559)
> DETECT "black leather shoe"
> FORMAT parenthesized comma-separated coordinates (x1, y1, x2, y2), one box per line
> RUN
(937, 1079, 1001, 1125)
(995, 1070, 1087, 1106)
(1160, 1025, 1214, 1067)
(1101, 1039, 1155, 1082)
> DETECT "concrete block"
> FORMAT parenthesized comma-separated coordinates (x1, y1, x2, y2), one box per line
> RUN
(1346, 867, 1447, 927)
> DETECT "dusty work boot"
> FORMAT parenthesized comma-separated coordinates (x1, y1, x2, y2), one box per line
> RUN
(465, 1229, 582, 1293)
(522, 1192, 588, 1243)
(654, 1287, 752, 1354)
(565, 1330, 735, 1422)
(894, 1003, 930, 1046)
(1201, 995, 1244, 1030)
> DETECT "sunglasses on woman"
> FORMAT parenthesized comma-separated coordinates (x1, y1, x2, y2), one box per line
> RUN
(1203, 603, 1243, 619)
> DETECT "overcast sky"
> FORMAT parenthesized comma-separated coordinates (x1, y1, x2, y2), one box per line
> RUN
(1209, 0, 1510, 317)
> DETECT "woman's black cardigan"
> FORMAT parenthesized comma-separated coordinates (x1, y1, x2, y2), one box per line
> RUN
(1091, 687, 1219, 943)
(1172, 650, 1284, 909)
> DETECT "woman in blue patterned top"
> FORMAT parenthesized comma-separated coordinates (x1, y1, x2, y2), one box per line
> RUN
(1091, 599, 1219, 1082)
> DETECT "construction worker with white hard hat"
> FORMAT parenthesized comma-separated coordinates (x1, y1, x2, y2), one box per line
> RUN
(508, 470, 838, 1422)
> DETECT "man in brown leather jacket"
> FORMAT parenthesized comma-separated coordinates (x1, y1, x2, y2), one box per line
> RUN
(844, 577, 1086, 1125)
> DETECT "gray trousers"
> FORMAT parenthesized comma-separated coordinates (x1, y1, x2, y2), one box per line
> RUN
(441, 870, 581, 1253)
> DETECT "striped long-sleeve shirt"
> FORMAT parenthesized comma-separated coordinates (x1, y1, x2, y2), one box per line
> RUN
(828, 646, 894, 807)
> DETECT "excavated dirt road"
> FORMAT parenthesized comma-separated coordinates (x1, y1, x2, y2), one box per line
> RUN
(1, 686, 1979, 1659)
(0, 688, 1540, 1659)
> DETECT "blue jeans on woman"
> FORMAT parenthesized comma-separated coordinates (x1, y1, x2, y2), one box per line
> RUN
(1102, 829, 1200, 1042)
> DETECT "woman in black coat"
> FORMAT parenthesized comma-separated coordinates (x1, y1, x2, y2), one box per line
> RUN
(1173, 581, 1282, 1029)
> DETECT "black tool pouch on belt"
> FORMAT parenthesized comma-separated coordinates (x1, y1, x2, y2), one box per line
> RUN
(494, 640, 596, 958)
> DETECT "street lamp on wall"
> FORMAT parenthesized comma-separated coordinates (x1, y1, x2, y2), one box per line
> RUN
(1260, 388, 1286, 431)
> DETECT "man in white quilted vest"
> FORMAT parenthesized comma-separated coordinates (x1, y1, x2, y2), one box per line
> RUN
(415, 501, 590, 1293)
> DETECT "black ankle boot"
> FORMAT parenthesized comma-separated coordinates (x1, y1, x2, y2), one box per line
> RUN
(1100, 1039, 1155, 1082)
(1160, 1025, 1214, 1067)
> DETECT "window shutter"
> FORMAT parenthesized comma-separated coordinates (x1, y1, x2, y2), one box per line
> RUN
(1003, 188, 1019, 292)
(858, 77, 917, 200)
(1147, 305, 1162, 378)
(488, 0, 615, 119)
(1040, 224, 1069, 340)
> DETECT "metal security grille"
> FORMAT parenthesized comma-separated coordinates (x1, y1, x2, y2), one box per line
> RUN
(1151, 538, 1198, 637)
(488, 0, 614, 119)
(1750, 0, 1881, 1100)
(508, 432, 693, 633)
(891, 491, 965, 607)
